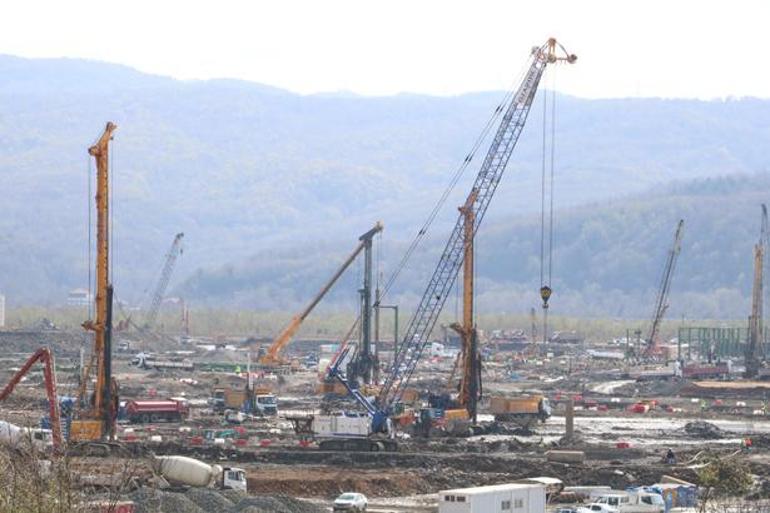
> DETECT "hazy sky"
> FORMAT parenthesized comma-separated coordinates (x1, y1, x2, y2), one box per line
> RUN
(1, 0, 768, 99)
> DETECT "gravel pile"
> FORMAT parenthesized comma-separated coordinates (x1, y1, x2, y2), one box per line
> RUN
(128, 487, 323, 513)
(129, 488, 205, 513)
(185, 488, 236, 511)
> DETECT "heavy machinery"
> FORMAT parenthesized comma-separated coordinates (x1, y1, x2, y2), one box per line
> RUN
(641, 219, 684, 360)
(431, 192, 482, 424)
(488, 395, 551, 427)
(329, 39, 576, 441)
(259, 222, 383, 366)
(145, 232, 185, 329)
(125, 399, 190, 424)
(0, 347, 63, 451)
(746, 205, 768, 378)
(73, 122, 119, 442)
(152, 455, 247, 492)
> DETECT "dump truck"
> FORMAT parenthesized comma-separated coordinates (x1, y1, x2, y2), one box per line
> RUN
(125, 399, 189, 423)
(489, 395, 551, 427)
(152, 455, 247, 492)
(211, 387, 277, 416)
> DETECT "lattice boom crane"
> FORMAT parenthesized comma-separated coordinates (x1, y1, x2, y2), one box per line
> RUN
(145, 232, 185, 329)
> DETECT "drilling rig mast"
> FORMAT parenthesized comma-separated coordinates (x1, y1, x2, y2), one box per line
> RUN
(746, 204, 768, 378)
(449, 190, 482, 422)
(72, 122, 119, 442)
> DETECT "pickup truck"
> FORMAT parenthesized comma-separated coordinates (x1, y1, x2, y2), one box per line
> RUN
(579, 491, 665, 513)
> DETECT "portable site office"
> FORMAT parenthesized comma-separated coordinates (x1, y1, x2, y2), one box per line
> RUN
(439, 483, 546, 513)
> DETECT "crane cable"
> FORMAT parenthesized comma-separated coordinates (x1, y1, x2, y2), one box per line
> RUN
(333, 57, 535, 374)
(539, 69, 558, 343)
(378, 57, 534, 305)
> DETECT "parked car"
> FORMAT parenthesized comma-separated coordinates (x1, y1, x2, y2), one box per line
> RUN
(578, 504, 618, 513)
(333, 492, 368, 512)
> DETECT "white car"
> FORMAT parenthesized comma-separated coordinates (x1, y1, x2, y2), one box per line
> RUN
(333, 492, 368, 512)
(578, 504, 619, 513)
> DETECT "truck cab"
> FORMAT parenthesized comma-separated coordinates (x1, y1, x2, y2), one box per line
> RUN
(255, 394, 278, 415)
(220, 467, 247, 491)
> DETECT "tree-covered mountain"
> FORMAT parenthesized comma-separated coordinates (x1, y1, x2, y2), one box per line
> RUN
(1, 54, 769, 316)
(179, 173, 770, 320)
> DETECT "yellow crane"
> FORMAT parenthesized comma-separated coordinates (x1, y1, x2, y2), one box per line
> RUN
(71, 122, 119, 442)
(259, 222, 383, 366)
(448, 190, 481, 422)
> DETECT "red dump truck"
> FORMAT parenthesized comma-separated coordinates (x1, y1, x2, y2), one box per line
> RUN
(125, 399, 189, 423)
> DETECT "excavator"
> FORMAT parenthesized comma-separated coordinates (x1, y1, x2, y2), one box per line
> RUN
(746, 205, 767, 378)
(258, 222, 383, 367)
(70, 122, 120, 443)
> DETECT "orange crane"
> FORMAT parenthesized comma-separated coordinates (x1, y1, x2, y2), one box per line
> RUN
(0, 348, 63, 452)
(71, 122, 119, 442)
(259, 222, 383, 366)
(448, 190, 482, 422)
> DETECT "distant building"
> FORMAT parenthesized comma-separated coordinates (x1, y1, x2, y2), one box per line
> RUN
(0, 293, 5, 328)
(67, 288, 93, 307)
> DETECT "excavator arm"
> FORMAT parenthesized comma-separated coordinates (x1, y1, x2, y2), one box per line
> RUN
(260, 222, 383, 365)
(0, 348, 63, 452)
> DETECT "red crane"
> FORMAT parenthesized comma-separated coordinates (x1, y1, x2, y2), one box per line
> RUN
(0, 348, 63, 452)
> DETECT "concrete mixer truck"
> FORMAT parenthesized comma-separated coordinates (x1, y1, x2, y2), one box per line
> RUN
(152, 455, 247, 492)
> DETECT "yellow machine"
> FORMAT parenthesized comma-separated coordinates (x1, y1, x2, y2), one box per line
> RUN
(445, 191, 482, 423)
(71, 122, 119, 442)
(259, 222, 383, 366)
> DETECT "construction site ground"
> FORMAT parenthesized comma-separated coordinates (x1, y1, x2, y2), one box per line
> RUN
(3, 329, 770, 511)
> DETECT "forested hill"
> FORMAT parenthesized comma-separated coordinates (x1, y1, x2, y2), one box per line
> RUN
(1, 54, 769, 314)
(180, 174, 770, 320)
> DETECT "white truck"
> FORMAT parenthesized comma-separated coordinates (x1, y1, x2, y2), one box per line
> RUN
(152, 455, 247, 492)
(132, 353, 194, 371)
(439, 483, 545, 513)
(579, 491, 665, 513)
(0, 420, 53, 452)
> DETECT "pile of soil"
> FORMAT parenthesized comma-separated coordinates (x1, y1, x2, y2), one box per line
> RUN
(128, 487, 323, 513)
(684, 420, 723, 439)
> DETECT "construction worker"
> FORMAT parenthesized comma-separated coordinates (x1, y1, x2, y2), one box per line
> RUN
(742, 438, 753, 452)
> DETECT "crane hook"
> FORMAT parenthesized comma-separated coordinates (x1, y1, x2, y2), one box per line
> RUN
(540, 286, 552, 309)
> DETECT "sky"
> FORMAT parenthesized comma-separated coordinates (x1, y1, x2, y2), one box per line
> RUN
(1, 0, 769, 99)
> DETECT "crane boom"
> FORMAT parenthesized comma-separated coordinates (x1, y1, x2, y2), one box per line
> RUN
(260, 222, 383, 365)
(145, 232, 185, 329)
(0, 348, 63, 452)
(378, 39, 575, 406)
(746, 204, 767, 378)
(644, 219, 684, 357)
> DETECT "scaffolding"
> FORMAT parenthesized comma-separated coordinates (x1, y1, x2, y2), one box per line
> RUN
(677, 326, 769, 361)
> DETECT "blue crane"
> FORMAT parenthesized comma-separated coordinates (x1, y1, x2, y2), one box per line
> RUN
(329, 39, 576, 434)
